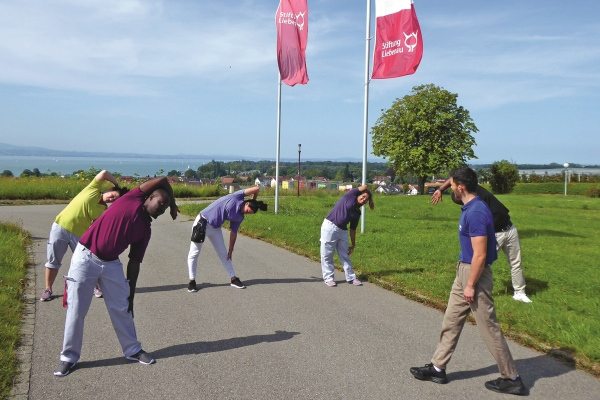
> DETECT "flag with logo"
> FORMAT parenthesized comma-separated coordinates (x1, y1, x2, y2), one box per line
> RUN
(372, 0, 423, 79)
(276, 0, 309, 86)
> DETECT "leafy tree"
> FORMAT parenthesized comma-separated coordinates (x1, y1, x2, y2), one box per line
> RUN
(33, 168, 41, 177)
(489, 160, 519, 194)
(167, 170, 180, 177)
(184, 169, 198, 179)
(20, 169, 34, 177)
(371, 83, 478, 194)
(1, 170, 13, 177)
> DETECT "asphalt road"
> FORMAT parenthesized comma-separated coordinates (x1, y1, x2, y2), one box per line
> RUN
(2, 204, 599, 399)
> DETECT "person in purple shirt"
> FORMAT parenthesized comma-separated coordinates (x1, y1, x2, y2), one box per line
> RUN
(53, 177, 178, 377)
(320, 185, 374, 287)
(410, 167, 526, 395)
(187, 186, 267, 292)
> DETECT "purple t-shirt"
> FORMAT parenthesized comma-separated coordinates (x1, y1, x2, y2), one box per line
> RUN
(458, 196, 498, 265)
(80, 187, 152, 263)
(325, 188, 362, 231)
(201, 190, 246, 233)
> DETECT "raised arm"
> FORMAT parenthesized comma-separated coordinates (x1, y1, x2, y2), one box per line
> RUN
(244, 185, 260, 200)
(139, 177, 179, 219)
(94, 170, 119, 187)
(431, 178, 451, 206)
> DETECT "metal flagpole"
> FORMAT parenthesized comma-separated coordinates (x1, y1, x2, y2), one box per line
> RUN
(275, 74, 282, 214)
(361, 0, 372, 233)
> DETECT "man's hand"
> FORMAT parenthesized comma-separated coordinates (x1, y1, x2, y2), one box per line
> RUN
(170, 205, 180, 220)
(127, 295, 135, 318)
(348, 245, 355, 255)
(464, 285, 475, 303)
(430, 190, 443, 205)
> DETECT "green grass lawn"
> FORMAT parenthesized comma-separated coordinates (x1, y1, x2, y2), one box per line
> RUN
(0, 223, 30, 398)
(181, 193, 600, 375)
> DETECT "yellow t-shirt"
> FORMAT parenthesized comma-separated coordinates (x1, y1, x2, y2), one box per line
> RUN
(54, 179, 108, 237)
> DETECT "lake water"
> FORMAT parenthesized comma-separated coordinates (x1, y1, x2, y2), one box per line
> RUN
(0, 156, 222, 177)
(518, 168, 600, 177)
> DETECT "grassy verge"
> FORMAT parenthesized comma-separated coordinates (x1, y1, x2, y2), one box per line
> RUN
(0, 223, 31, 398)
(180, 194, 600, 375)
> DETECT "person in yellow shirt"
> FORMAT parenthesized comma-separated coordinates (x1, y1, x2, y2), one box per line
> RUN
(40, 170, 128, 302)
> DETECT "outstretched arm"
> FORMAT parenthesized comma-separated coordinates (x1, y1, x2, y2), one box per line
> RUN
(94, 170, 119, 187)
(431, 178, 451, 206)
(244, 186, 260, 200)
(139, 177, 179, 219)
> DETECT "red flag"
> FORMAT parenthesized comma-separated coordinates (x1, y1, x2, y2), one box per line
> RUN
(372, 0, 423, 79)
(276, 0, 309, 86)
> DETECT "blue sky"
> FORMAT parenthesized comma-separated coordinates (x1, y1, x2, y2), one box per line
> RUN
(1, 0, 599, 165)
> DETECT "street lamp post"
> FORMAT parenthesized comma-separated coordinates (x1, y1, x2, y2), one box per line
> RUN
(564, 162, 569, 196)
(297, 144, 301, 197)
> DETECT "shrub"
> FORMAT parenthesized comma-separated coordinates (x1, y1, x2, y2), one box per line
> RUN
(586, 187, 600, 198)
(490, 160, 519, 194)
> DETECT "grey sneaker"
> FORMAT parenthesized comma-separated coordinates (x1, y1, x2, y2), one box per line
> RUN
(188, 280, 198, 292)
(410, 363, 448, 384)
(485, 376, 527, 395)
(126, 349, 156, 365)
(53, 361, 76, 377)
(40, 289, 53, 301)
(230, 277, 245, 289)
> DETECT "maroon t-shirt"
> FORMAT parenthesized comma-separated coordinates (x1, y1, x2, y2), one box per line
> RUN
(80, 187, 151, 262)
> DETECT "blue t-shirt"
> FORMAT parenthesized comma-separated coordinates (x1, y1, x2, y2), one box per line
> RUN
(458, 196, 498, 265)
(325, 188, 362, 231)
(200, 190, 246, 233)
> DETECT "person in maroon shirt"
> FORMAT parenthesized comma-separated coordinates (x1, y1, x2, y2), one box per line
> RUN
(54, 177, 178, 377)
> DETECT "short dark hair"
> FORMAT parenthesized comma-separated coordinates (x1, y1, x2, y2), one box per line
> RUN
(449, 166, 478, 193)
(246, 199, 268, 213)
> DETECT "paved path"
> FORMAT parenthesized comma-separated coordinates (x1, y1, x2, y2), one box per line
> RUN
(2, 204, 599, 399)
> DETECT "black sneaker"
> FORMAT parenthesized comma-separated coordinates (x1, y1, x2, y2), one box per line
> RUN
(126, 349, 156, 365)
(53, 361, 76, 377)
(188, 280, 198, 292)
(485, 376, 527, 395)
(409, 363, 448, 384)
(230, 277, 245, 289)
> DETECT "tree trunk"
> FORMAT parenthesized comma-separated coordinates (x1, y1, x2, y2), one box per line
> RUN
(418, 176, 427, 195)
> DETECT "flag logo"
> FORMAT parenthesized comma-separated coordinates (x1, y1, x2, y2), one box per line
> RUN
(372, 0, 423, 79)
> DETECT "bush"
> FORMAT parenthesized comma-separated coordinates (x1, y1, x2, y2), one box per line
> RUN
(586, 187, 600, 198)
(490, 160, 519, 194)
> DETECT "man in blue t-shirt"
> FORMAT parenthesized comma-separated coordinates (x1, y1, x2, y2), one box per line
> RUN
(410, 167, 527, 395)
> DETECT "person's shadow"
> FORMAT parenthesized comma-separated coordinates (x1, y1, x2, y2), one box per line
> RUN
(447, 354, 578, 394)
(74, 330, 300, 371)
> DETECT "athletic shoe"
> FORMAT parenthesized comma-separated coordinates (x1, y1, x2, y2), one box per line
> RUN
(93, 285, 103, 298)
(409, 364, 448, 384)
(126, 349, 156, 365)
(325, 280, 337, 287)
(230, 277, 246, 289)
(513, 293, 532, 303)
(40, 289, 53, 302)
(485, 376, 527, 395)
(188, 280, 198, 292)
(348, 278, 362, 286)
(53, 361, 76, 377)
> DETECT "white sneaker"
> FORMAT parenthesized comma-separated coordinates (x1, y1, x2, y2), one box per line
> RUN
(513, 293, 532, 303)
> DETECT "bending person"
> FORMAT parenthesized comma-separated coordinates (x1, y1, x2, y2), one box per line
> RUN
(41, 170, 128, 302)
(320, 185, 374, 287)
(187, 186, 267, 292)
(54, 177, 178, 377)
